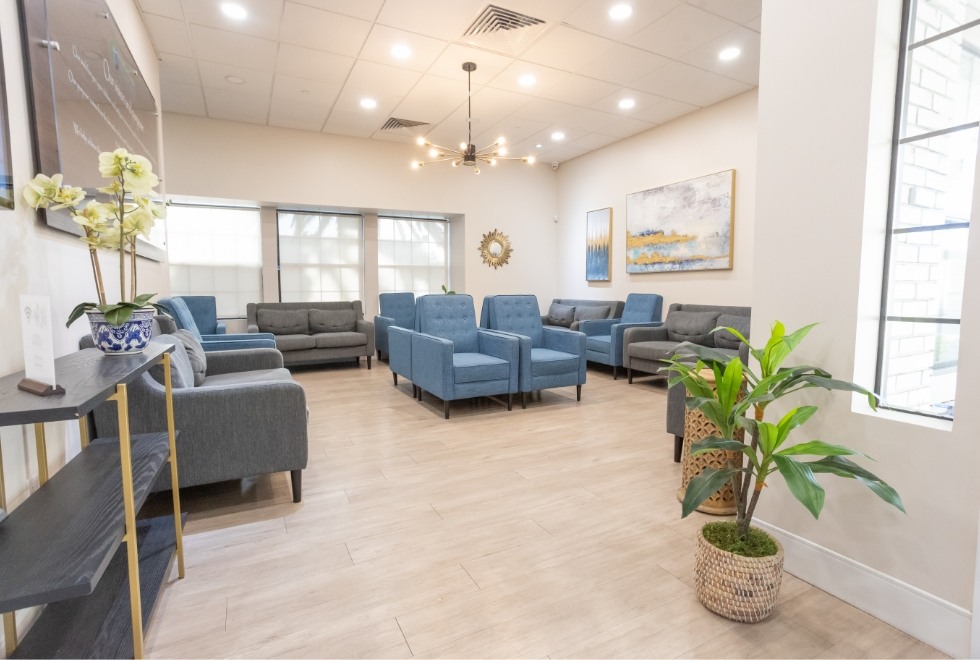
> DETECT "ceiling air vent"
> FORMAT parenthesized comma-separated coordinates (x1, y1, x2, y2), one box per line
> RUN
(462, 5, 547, 55)
(381, 117, 430, 131)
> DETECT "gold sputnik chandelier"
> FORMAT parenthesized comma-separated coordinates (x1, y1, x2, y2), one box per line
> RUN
(411, 62, 536, 174)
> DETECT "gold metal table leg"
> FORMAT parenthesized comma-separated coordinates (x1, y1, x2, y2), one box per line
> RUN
(162, 353, 185, 579)
(110, 384, 144, 659)
(79, 416, 90, 449)
(3, 611, 16, 656)
(34, 423, 49, 485)
(0, 435, 7, 512)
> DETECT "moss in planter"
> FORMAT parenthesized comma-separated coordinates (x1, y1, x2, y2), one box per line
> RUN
(702, 521, 778, 558)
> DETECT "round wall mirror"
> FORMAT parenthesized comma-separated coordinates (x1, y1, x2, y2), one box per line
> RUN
(479, 229, 512, 269)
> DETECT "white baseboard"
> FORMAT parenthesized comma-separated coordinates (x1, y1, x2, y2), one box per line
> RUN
(755, 520, 970, 658)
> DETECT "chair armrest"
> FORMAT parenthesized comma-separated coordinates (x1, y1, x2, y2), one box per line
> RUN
(375, 316, 395, 352)
(247, 324, 261, 333)
(200, 338, 278, 352)
(411, 332, 454, 398)
(356, 319, 376, 355)
(622, 325, 669, 346)
(202, 331, 274, 341)
(215, 321, 227, 334)
(205, 348, 284, 375)
(541, 327, 586, 354)
(477, 329, 521, 362)
(739, 342, 750, 365)
(578, 318, 619, 336)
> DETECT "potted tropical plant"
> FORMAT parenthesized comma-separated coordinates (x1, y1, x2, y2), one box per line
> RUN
(666, 321, 904, 622)
(23, 149, 166, 354)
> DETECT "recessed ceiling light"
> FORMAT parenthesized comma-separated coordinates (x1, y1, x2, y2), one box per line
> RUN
(391, 43, 411, 59)
(609, 3, 633, 20)
(518, 73, 536, 87)
(719, 46, 741, 61)
(224, 74, 245, 84)
(618, 98, 636, 110)
(360, 98, 377, 109)
(535, 143, 543, 148)
(551, 131, 565, 141)
(220, 2, 247, 20)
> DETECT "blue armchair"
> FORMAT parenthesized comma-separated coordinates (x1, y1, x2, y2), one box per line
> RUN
(411, 294, 520, 419)
(159, 296, 277, 352)
(375, 292, 415, 361)
(578, 293, 664, 379)
(388, 325, 415, 397)
(481, 295, 586, 409)
(178, 295, 226, 334)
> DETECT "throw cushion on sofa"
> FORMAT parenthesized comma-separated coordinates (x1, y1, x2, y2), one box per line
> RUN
(715, 314, 750, 349)
(573, 305, 609, 322)
(148, 335, 195, 389)
(175, 329, 208, 386)
(309, 309, 357, 333)
(257, 309, 309, 335)
(666, 310, 721, 344)
(547, 302, 576, 327)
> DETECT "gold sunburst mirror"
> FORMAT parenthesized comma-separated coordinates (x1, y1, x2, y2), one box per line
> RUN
(479, 229, 513, 269)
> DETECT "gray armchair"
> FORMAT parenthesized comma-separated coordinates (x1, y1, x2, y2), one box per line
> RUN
(90, 335, 309, 502)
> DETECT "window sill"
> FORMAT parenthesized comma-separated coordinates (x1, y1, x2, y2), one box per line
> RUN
(852, 397, 954, 432)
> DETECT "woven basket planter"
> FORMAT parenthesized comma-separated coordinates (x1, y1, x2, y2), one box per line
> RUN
(694, 526, 784, 623)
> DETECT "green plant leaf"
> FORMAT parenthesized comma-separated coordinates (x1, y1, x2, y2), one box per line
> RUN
(712, 324, 749, 345)
(774, 406, 818, 447)
(681, 467, 740, 518)
(773, 455, 825, 519)
(103, 304, 138, 326)
(131, 292, 157, 307)
(672, 341, 738, 366)
(776, 440, 862, 457)
(800, 374, 879, 410)
(690, 437, 760, 471)
(755, 420, 779, 456)
(718, 358, 743, 412)
(807, 456, 905, 513)
(66, 302, 99, 328)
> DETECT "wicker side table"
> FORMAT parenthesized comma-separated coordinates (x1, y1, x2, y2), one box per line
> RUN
(676, 369, 743, 515)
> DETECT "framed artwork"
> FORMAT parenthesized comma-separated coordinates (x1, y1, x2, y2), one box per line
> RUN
(626, 169, 735, 273)
(0, 28, 13, 210)
(586, 207, 611, 281)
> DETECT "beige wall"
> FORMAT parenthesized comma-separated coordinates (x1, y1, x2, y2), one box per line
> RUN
(754, 0, 978, 654)
(554, 90, 757, 310)
(160, 114, 560, 317)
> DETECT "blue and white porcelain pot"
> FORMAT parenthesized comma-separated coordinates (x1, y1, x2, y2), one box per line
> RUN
(86, 308, 154, 354)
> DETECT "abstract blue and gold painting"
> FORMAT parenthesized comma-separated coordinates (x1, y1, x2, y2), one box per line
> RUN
(586, 207, 611, 281)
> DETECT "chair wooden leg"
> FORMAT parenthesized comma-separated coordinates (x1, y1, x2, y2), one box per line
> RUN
(521, 392, 527, 410)
(393, 373, 398, 386)
(613, 365, 618, 380)
(627, 368, 633, 384)
(674, 435, 683, 463)
(443, 399, 450, 419)
(576, 384, 582, 401)
(290, 469, 302, 503)
(507, 393, 513, 411)
(367, 356, 372, 370)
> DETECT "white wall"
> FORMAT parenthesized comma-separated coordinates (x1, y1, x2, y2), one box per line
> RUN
(754, 1, 979, 655)
(160, 114, 560, 316)
(555, 90, 758, 310)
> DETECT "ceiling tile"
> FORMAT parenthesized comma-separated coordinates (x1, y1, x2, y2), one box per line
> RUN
(626, 4, 738, 58)
(579, 44, 671, 86)
(428, 45, 514, 84)
(678, 26, 760, 86)
(203, 88, 271, 124)
(632, 98, 700, 124)
(591, 88, 666, 114)
(142, 14, 193, 54)
(558, 107, 619, 132)
(158, 52, 199, 85)
(469, 87, 533, 121)
(323, 109, 383, 138)
(568, 132, 622, 153)
(138, 0, 182, 20)
(473, 116, 549, 149)
(376, 0, 485, 40)
(189, 25, 277, 71)
(159, 79, 206, 116)
(538, 75, 619, 107)
(686, 0, 762, 25)
(346, 61, 422, 97)
(512, 98, 578, 124)
(632, 61, 750, 107)
(269, 97, 330, 131)
(273, 74, 342, 105)
(278, 3, 372, 57)
(287, 0, 384, 22)
(489, 61, 570, 96)
(746, 16, 762, 32)
(521, 25, 618, 73)
(275, 44, 354, 84)
(181, 0, 284, 40)
(562, 0, 681, 40)
(358, 25, 448, 73)
(392, 75, 466, 126)
(332, 86, 401, 116)
(596, 116, 656, 139)
(198, 61, 273, 96)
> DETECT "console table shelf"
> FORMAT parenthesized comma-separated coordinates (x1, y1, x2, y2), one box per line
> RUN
(0, 342, 185, 659)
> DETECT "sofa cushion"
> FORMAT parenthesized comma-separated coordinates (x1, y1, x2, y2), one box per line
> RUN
(314, 331, 367, 349)
(201, 367, 294, 387)
(586, 335, 612, 354)
(573, 305, 610, 322)
(174, 329, 207, 386)
(547, 302, 576, 327)
(148, 335, 194, 388)
(275, 334, 317, 351)
(257, 309, 309, 335)
(666, 310, 721, 345)
(530, 348, 580, 377)
(309, 309, 357, 333)
(715, 314, 750, 349)
(453, 352, 510, 384)
(628, 340, 685, 363)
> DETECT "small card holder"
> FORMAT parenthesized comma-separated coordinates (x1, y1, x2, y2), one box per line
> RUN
(17, 378, 66, 397)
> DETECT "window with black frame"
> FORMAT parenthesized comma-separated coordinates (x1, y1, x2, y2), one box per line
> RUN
(877, 0, 980, 419)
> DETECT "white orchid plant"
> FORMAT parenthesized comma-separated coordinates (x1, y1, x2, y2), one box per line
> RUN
(23, 149, 167, 327)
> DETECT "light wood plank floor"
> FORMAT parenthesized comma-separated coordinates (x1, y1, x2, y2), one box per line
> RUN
(143, 361, 946, 659)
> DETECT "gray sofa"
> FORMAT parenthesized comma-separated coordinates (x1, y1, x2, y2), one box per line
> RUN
(247, 301, 375, 368)
(622, 303, 751, 462)
(89, 334, 309, 502)
(543, 298, 626, 331)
